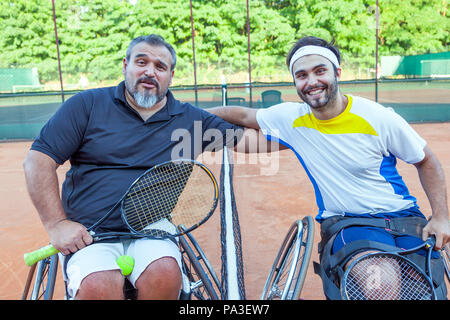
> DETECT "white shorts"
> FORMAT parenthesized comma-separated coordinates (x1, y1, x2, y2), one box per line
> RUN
(60, 238, 182, 299)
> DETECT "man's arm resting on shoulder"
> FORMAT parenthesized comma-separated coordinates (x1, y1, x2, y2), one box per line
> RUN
(208, 106, 288, 153)
(413, 146, 450, 250)
(23, 150, 92, 255)
(207, 106, 260, 129)
(234, 128, 288, 153)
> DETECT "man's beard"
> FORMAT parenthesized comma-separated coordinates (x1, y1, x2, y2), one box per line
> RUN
(298, 75, 339, 109)
(125, 76, 167, 109)
(133, 91, 159, 109)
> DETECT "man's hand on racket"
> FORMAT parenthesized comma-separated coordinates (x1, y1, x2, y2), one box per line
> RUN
(414, 146, 449, 250)
(48, 219, 93, 255)
(422, 216, 450, 250)
(24, 159, 219, 266)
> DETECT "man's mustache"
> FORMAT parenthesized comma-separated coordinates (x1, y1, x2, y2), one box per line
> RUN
(303, 84, 327, 94)
(136, 77, 159, 90)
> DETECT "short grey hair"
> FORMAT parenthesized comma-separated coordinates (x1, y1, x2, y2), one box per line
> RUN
(126, 34, 177, 71)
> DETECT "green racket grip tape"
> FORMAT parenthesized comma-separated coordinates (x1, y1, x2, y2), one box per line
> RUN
(24, 244, 59, 266)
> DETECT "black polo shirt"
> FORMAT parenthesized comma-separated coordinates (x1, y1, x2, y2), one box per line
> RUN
(31, 81, 242, 232)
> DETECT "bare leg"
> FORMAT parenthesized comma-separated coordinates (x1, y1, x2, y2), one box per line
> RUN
(76, 270, 124, 300)
(135, 257, 182, 300)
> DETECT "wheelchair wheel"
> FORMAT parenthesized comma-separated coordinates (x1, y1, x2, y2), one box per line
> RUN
(178, 228, 221, 300)
(443, 245, 449, 282)
(21, 254, 59, 300)
(261, 216, 314, 300)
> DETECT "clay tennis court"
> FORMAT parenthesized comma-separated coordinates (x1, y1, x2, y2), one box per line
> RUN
(0, 121, 448, 300)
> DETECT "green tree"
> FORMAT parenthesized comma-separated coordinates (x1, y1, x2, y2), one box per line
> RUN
(0, 0, 448, 86)
(0, 1, 56, 81)
(379, 0, 449, 55)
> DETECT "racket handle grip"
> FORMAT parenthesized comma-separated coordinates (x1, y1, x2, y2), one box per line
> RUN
(24, 244, 59, 266)
(426, 235, 436, 247)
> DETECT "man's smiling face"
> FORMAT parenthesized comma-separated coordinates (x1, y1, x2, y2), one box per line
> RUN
(292, 54, 340, 109)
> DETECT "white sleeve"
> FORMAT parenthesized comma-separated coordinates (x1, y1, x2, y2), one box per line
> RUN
(383, 108, 426, 164)
(256, 103, 296, 145)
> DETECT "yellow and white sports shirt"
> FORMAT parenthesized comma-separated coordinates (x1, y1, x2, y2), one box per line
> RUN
(256, 95, 426, 222)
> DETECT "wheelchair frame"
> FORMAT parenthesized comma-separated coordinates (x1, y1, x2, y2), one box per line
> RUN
(21, 232, 221, 300)
(22, 217, 316, 300)
(260, 216, 315, 300)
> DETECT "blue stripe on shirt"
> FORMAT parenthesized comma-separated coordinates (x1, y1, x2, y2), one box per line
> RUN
(265, 134, 326, 219)
(380, 153, 417, 203)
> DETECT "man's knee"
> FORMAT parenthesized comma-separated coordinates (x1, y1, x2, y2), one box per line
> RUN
(135, 256, 182, 299)
(76, 270, 124, 300)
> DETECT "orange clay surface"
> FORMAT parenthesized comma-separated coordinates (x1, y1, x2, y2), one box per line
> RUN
(0, 122, 449, 299)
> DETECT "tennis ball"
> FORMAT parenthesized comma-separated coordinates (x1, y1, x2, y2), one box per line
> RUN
(116, 255, 135, 276)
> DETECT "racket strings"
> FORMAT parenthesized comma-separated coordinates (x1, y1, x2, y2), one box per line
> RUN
(123, 162, 216, 237)
(124, 163, 192, 232)
(126, 167, 188, 226)
(345, 254, 433, 300)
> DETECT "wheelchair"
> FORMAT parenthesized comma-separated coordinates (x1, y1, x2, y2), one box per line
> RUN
(260, 216, 315, 300)
(21, 229, 221, 300)
(22, 217, 315, 300)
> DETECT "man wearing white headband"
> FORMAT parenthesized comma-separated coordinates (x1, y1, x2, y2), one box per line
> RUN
(286, 38, 345, 118)
(289, 45, 340, 74)
(207, 36, 449, 300)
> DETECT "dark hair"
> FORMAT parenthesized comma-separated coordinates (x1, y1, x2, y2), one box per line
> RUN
(126, 34, 177, 71)
(286, 36, 341, 72)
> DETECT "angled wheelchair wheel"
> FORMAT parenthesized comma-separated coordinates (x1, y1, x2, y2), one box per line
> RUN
(261, 216, 314, 300)
(22, 254, 59, 300)
(443, 245, 450, 282)
(178, 226, 221, 300)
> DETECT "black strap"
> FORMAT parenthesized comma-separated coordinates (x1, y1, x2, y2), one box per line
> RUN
(318, 216, 427, 253)
(313, 261, 341, 300)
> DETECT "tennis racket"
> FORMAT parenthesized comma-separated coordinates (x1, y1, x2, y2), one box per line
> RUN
(340, 236, 437, 300)
(24, 159, 219, 267)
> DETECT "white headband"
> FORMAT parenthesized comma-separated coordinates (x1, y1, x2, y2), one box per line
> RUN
(289, 45, 340, 76)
